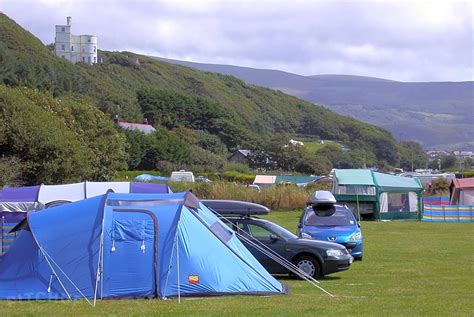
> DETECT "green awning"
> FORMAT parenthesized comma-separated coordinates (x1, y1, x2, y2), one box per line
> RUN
(373, 172, 423, 192)
(334, 169, 375, 186)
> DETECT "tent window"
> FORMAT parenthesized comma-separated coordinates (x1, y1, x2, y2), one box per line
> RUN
(107, 198, 183, 207)
(460, 189, 474, 205)
(112, 219, 154, 241)
(337, 185, 375, 195)
(209, 221, 232, 243)
(381, 193, 418, 213)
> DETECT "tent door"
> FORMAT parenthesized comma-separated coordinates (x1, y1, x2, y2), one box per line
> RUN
(104, 209, 158, 298)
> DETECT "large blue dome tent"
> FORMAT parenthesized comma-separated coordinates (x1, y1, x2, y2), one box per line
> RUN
(0, 191, 286, 302)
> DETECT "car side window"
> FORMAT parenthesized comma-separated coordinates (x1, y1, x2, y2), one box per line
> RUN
(247, 223, 273, 239)
(224, 221, 245, 233)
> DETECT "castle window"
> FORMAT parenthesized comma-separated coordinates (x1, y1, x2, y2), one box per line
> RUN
(71, 45, 74, 51)
(93, 46, 96, 52)
(88, 37, 91, 43)
(61, 27, 65, 32)
(61, 55, 65, 58)
(94, 56, 97, 63)
(61, 44, 65, 50)
(83, 56, 85, 62)
(88, 56, 91, 63)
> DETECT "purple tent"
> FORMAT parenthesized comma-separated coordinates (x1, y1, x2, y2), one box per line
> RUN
(1, 212, 26, 255)
(0, 186, 43, 213)
(0, 185, 40, 202)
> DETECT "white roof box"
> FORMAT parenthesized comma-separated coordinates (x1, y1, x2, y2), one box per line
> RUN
(310, 191, 336, 205)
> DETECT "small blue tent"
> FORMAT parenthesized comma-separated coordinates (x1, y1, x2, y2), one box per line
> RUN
(0, 192, 286, 300)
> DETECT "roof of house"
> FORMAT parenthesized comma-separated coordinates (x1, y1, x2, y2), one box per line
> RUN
(118, 122, 156, 134)
(237, 150, 251, 156)
(451, 178, 474, 189)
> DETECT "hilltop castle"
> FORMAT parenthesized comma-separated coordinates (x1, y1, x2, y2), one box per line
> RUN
(54, 17, 97, 65)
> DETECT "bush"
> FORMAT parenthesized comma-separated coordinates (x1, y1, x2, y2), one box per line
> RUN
(168, 181, 320, 210)
(455, 171, 474, 178)
(429, 178, 450, 195)
(224, 163, 251, 174)
(222, 171, 255, 184)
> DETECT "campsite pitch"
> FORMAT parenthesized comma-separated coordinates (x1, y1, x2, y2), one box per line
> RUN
(2, 212, 472, 316)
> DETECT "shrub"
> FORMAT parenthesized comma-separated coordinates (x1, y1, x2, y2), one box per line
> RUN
(223, 171, 255, 184)
(429, 178, 450, 195)
(168, 181, 319, 210)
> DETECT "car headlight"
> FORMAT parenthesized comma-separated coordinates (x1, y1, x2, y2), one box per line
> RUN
(300, 232, 313, 240)
(326, 249, 345, 257)
(350, 231, 362, 241)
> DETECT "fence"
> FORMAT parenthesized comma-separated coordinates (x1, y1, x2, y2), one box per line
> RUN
(1, 212, 26, 256)
(422, 205, 474, 222)
(422, 196, 450, 206)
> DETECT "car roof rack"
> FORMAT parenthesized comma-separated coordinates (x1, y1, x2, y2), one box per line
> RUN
(201, 199, 270, 216)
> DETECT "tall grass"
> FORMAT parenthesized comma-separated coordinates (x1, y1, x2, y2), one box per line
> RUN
(169, 181, 331, 210)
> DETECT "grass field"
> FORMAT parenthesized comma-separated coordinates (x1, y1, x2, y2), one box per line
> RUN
(3, 212, 473, 316)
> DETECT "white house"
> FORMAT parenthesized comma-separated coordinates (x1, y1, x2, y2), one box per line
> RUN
(289, 139, 304, 146)
(54, 17, 98, 65)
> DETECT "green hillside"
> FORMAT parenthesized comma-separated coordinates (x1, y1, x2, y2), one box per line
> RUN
(0, 13, 417, 184)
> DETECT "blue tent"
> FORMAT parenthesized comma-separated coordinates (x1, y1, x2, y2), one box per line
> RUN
(0, 192, 286, 301)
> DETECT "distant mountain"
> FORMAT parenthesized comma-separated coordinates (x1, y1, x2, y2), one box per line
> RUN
(154, 57, 474, 151)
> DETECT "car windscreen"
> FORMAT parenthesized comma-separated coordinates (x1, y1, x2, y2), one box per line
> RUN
(261, 220, 298, 240)
(304, 206, 355, 226)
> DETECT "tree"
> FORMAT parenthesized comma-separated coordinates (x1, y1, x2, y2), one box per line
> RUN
(440, 154, 458, 170)
(0, 86, 128, 184)
(336, 149, 376, 169)
(369, 136, 399, 166)
(397, 141, 428, 171)
(315, 143, 343, 164)
(295, 156, 332, 175)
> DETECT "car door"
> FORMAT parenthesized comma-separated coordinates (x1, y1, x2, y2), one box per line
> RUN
(242, 222, 288, 274)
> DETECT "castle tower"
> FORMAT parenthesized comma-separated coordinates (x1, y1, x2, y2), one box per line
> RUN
(54, 17, 98, 65)
(54, 16, 72, 60)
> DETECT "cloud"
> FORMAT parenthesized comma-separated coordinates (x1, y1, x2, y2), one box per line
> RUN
(2, 0, 472, 81)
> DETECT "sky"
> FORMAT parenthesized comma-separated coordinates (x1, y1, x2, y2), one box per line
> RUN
(2, 0, 473, 82)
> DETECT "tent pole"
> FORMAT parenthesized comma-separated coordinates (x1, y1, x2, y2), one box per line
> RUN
(356, 194, 361, 221)
(177, 233, 180, 304)
(93, 201, 107, 306)
(1, 216, 4, 256)
(38, 246, 72, 300)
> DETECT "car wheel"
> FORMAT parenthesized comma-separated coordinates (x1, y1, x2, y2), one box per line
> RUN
(294, 255, 321, 279)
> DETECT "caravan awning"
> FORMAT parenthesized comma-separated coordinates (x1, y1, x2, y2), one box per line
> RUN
(373, 172, 423, 192)
(334, 169, 375, 185)
(253, 175, 276, 185)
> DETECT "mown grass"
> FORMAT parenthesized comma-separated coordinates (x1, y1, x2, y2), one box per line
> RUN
(303, 140, 335, 154)
(3, 212, 472, 316)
